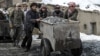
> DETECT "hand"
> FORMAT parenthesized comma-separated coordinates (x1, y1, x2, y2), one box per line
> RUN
(10, 24, 13, 29)
(10, 25, 15, 29)
(40, 17, 42, 20)
(10, 26, 13, 29)
(36, 19, 41, 22)
(31, 19, 36, 22)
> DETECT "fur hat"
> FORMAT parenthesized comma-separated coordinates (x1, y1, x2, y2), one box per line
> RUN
(16, 3, 21, 7)
(22, 2, 28, 5)
(30, 3, 37, 8)
(55, 5, 60, 9)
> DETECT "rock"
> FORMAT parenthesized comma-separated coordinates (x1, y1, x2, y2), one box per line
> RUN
(81, 41, 100, 56)
(41, 16, 68, 24)
(50, 50, 73, 56)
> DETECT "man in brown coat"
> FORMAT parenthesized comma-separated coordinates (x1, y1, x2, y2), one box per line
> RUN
(10, 3, 24, 46)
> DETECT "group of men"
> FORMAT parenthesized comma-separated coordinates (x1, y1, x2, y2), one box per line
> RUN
(8, 2, 82, 56)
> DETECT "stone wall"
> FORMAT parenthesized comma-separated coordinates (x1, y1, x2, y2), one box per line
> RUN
(78, 9, 100, 35)
(0, 0, 12, 8)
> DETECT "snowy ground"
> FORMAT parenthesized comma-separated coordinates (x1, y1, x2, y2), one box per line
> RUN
(80, 33, 100, 41)
(32, 33, 100, 56)
(80, 33, 100, 56)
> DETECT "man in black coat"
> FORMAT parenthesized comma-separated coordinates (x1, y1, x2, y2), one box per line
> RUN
(21, 3, 40, 52)
(39, 6, 48, 18)
(53, 5, 64, 18)
(0, 11, 7, 40)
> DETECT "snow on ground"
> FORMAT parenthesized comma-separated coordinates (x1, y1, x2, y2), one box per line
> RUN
(0, 8, 8, 14)
(32, 32, 100, 42)
(80, 33, 100, 56)
(80, 33, 100, 41)
(31, 32, 100, 56)
(32, 35, 41, 44)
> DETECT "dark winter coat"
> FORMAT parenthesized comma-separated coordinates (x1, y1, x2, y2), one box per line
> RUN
(53, 10, 63, 18)
(64, 9, 78, 21)
(25, 9, 39, 31)
(10, 9, 24, 27)
(0, 11, 6, 20)
(39, 10, 48, 18)
(0, 11, 9, 36)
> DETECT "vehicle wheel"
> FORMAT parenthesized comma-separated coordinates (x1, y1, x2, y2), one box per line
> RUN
(41, 38, 53, 56)
(41, 46, 46, 56)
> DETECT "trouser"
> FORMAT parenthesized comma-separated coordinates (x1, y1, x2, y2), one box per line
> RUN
(34, 22, 40, 30)
(21, 24, 25, 39)
(13, 26, 22, 45)
(21, 22, 40, 50)
(21, 27, 33, 50)
(0, 25, 6, 40)
(71, 43, 83, 56)
(0, 23, 8, 40)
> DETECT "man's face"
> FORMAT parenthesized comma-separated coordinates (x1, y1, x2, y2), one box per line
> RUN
(16, 5, 21, 10)
(42, 8, 46, 11)
(32, 6, 37, 10)
(55, 8, 60, 11)
(23, 5, 28, 9)
(69, 6, 75, 10)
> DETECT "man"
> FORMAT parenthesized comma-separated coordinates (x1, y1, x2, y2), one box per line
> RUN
(0, 11, 6, 40)
(10, 3, 24, 46)
(53, 5, 63, 18)
(21, 2, 29, 39)
(64, 2, 83, 56)
(21, 2, 29, 18)
(21, 3, 40, 52)
(39, 6, 48, 18)
(64, 2, 78, 21)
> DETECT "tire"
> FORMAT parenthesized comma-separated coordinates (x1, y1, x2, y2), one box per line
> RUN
(41, 38, 53, 56)
(71, 41, 83, 56)
(41, 45, 47, 56)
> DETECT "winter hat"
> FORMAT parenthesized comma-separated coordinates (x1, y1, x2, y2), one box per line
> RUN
(68, 2, 76, 7)
(16, 3, 21, 7)
(30, 2, 37, 8)
(22, 2, 28, 6)
(22, 2, 27, 5)
(41, 5, 47, 9)
(55, 5, 60, 9)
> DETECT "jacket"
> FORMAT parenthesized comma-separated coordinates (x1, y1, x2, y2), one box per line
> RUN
(64, 9, 78, 21)
(10, 9, 24, 27)
(53, 10, 63, 18)
(39, 10, 48, 18)
(25, 9, 39, 31)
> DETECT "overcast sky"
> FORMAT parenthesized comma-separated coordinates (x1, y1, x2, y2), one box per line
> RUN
(42, 0, 100, 5)
(42, 0, 100, 11)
